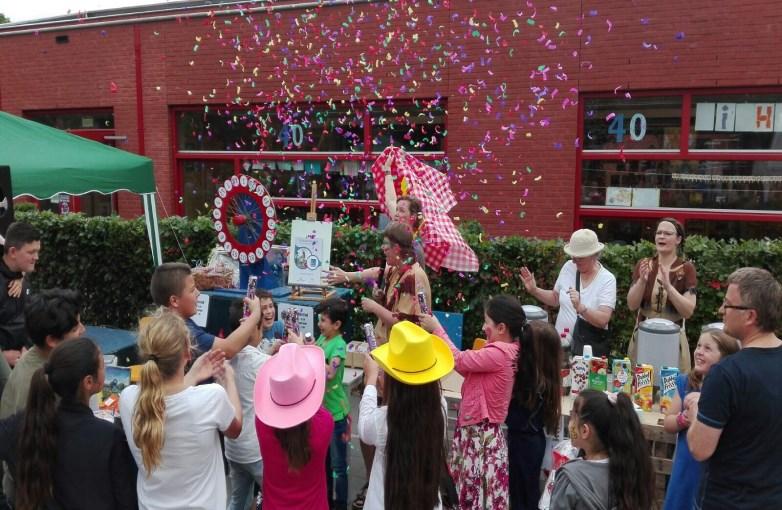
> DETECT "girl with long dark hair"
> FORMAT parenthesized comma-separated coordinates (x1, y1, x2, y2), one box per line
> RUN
(0, 337, 137, 510)
(551, 390, 654, 510)
(421, 294, 522, 510)
(254, 342, 333, 510)
(359, 320, 454, 510)
(327, 222, 432, 508)
(507, 321, 562, 510)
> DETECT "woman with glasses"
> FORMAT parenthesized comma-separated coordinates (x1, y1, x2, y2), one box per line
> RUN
(521, 229, 617, 357)
(627, 218, 697, 371)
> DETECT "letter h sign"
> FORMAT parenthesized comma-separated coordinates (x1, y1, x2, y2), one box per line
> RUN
(756, 105, 773, 130)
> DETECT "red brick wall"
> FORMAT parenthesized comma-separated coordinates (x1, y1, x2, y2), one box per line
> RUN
(2, 0, 782, 238)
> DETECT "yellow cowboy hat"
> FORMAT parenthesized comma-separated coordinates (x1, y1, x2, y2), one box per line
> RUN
(371, 321, 454, 385)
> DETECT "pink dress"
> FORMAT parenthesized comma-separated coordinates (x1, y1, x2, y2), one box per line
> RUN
(255, 407, 334, 510)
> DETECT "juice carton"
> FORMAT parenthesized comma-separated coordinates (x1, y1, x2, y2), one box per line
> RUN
(588, 357, 608, 392)
(659, 366, 680, 413)
(560, 367, 571, 395)
(611, 358, 633, 395)
(633, 364, 654, 411)
(569, 356, 589, 397)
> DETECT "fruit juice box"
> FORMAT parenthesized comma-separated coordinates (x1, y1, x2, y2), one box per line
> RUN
(633, 364, 654, 411)
(588, 357, 608, 392)
(611, 358, 633, 395)
(569, 356, 589, 397)
(659, 366, 680, 413)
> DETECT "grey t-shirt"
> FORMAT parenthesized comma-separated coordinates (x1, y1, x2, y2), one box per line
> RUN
(551, 458, 612, 510)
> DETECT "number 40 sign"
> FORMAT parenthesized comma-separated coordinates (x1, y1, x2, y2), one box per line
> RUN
(607, 113, 647, 143)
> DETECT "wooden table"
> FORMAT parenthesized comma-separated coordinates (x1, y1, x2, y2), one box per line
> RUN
(342, 367, 363, 391)
(438, 376, 676, 507)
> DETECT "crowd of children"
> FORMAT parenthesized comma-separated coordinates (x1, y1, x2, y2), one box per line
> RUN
(0, 217, 780, 510)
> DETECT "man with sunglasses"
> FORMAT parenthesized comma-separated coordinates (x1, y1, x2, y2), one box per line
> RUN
(686, 267, 782, 509)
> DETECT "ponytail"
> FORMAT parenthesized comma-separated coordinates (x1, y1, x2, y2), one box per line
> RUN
(16, 338, 100, 510)
(574, 390, 654, 510)
(15, 368, 58, 510)
(133, 310, 190, 475)
(133, 359, 167, 474)
(273, 421, 312, 471)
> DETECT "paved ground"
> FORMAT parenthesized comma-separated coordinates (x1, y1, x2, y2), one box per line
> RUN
(229, 387, 459, 509)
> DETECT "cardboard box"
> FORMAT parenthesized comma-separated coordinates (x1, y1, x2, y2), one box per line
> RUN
(441, 370, 464, 395)
(345, 341, 369, 368)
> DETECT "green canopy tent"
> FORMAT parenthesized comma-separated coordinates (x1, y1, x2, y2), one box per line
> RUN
(0, 111, 163, 265)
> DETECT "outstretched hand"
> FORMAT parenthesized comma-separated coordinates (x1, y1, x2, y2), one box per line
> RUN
(520, 266, 537, 293)
(325, 265, 349, 286)
(184, 349, 226, 387)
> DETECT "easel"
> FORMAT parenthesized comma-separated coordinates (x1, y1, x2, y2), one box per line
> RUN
(290, 181, 336, 301)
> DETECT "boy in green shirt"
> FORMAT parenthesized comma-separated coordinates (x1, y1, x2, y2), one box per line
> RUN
(314, 297, 350, 510)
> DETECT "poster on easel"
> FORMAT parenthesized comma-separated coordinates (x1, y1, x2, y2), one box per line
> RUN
(288, 219, 332, 288)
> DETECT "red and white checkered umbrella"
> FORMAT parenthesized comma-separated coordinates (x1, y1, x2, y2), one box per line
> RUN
(371, 147, 479, 272)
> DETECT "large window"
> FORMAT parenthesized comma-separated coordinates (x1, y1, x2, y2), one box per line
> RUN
(175, 100, 447, 219)
(579, 91, 782, 241)
(24, 109, 116, 216)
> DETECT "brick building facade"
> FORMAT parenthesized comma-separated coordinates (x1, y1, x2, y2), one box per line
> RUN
(2, 0, 782, 241)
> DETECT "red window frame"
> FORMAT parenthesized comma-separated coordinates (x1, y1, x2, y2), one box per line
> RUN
(575, 87, 782, 232)
(170, 101, 448, 219)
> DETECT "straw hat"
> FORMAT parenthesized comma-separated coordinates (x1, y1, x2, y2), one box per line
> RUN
(253, 343, 325, 429)
(563, 229, 605, 258)
(371, 321, 454, 385)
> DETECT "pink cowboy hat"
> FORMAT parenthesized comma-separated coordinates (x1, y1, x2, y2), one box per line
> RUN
(254, 343, 326, 429)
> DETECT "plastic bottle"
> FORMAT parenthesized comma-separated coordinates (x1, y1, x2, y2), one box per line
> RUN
(560, 331, 570, 349)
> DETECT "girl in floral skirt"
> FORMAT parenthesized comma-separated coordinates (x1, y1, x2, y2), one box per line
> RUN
(421, 295, 523, 510)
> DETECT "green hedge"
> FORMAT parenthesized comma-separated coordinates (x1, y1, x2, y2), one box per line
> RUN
(18, 211, 781, 354)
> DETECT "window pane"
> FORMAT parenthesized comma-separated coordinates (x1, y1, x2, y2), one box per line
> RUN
(274, 202, 374, 225)
(25, 110, 114, 129)
(582, 160, 782, 211)
(581, 217, 659, 244)
(690, 94, 782, 150)
(80, 193, 114, 216)
(176, 106, 364, 152)
(686, 219, 782, 239)
(370, 100, 446, 152)
(241, 159, 377, 201)
(583, 97, 681, 150)
(182, 160, 235, 217)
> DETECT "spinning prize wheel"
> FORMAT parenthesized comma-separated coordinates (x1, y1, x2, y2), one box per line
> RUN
(212, 174, 277, 263)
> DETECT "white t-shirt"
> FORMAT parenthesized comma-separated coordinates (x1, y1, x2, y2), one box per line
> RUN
(225, 345, 270, 464)
(119, 384, 235, 510)
(358, 384, 446, 510)
(553, 260, 617, 334)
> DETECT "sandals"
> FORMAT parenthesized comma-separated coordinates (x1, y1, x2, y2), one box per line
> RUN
(351, 483, 368, 510)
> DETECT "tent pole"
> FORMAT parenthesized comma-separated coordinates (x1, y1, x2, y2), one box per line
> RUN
(142, 192, 162, 266)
